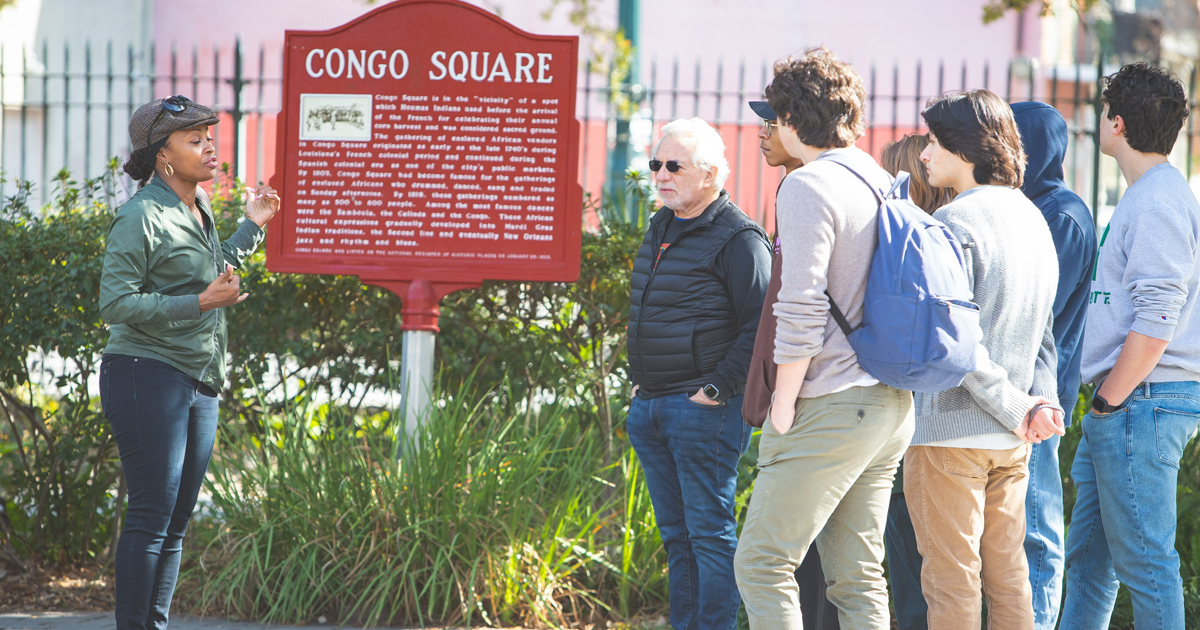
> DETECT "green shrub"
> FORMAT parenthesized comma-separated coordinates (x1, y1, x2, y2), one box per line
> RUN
(0, 168, 122, 567)
(0, 392, 120, 567)
(0, 167, 651, 571)
(215, 171, 648, 443)
(180, 380, 667, 627)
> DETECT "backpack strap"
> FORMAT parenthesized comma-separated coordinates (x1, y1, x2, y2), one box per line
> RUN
(825, 289, 858, 336)
(820, 152, 893, 204)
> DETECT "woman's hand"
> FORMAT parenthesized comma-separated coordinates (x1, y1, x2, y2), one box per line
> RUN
(199, 264, 248, 312)
(245, 185, 281, 228)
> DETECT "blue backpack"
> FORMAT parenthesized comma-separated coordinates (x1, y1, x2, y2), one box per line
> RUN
(821, 153, 982, 393)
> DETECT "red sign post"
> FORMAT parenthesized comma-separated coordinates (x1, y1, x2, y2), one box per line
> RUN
(268, 0, 581, 445)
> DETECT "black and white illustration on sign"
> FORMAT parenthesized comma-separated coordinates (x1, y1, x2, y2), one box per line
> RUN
(300, 93, 373, 141)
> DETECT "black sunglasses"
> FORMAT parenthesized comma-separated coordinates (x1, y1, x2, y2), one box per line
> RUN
(149, 95, 194, 138)
(648, 159, 688, 173)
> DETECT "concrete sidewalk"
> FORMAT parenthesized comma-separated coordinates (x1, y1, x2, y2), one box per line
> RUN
(0, 612, 478, 629)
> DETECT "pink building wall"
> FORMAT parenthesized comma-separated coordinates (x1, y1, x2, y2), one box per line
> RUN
(154, 0, 1034, 82)
(148, 0, 1038, 219)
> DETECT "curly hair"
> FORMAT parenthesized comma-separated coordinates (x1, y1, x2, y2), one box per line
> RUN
(1102, 62, 1188, 156)
(765, 47, 866, 149)
(881, 134, 957, 214)
(122, 137, 167, 187)
(922, 90, 1026, 189)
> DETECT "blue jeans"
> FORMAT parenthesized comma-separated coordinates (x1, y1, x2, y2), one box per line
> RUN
(795, 545, 840, 630)
(1062, 381, 1200, 630)
(884, 491, 927, 630)
(1024, 433, 1064, 630)
(627, 392, 751, 630)
(100, 354, 220, 630)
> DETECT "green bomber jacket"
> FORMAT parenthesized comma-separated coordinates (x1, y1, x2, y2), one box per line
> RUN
(99, 176, 264, 392)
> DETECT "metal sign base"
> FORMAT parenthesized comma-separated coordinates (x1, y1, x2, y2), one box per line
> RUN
(397, 328, 435, 459)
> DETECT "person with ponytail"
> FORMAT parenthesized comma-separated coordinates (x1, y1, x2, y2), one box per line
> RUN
(98, 95, 280, 630)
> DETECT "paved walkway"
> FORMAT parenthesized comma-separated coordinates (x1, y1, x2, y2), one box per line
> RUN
(0, 612, 497, 629)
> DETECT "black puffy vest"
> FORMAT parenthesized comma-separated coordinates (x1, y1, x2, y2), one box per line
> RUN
(627, 192, 768, 398)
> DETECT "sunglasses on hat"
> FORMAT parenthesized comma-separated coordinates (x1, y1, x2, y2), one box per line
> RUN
(149, 95, 194, 139)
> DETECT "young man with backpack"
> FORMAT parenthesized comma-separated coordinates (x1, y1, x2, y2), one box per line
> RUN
(733, 48, 917, 629)
(743, 98, 840, 630)
(1061, 63, 1200, 630)
(908, 90, 1063, 628)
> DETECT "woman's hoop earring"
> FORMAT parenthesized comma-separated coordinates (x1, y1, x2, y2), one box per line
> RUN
(164, 163, 174, 178)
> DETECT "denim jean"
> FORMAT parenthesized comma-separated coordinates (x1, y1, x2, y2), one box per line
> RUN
(1062, 381, 1200, 630)
(627, 392, 751, 630)
(100, 354, 220, 630)
(1024, 433, 1064, 630)
(884, 491, 927, 630)
(796, 544, 841, 630)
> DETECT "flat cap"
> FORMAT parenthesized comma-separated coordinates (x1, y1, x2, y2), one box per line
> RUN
(128, 97, 219, 152)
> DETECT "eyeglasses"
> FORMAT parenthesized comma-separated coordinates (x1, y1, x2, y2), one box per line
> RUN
(649, 159, 688, 173)
(761, 119, 778, 137)
(149, 95, 194, 139)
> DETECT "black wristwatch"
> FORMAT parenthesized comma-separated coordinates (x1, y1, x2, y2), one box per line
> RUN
(702, 383, 721, 402)
(1091, 392, 1127, 414)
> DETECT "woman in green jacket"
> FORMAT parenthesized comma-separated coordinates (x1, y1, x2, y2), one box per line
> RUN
(98, 96, 280, 630)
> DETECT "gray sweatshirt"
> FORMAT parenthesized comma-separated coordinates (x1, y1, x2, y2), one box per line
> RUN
(913, 186, 1060, 445)
(1081, 162, 1200, 386)
(773, 148, 882, 399)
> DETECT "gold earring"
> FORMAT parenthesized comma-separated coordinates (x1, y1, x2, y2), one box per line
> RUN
(164, 163, 174, 177)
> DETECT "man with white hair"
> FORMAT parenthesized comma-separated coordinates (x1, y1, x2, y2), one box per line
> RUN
(626, 117, 772, 630)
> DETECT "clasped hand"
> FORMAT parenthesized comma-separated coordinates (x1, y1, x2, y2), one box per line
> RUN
(1013, 395, 1066, 444)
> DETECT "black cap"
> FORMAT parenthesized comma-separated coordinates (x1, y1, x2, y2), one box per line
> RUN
(748, 100, 777, 120)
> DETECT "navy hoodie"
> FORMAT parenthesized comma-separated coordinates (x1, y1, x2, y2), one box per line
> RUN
(1012, 102, 1098, 418)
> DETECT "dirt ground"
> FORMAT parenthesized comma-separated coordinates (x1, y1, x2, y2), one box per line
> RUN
(0, 563, 114, 613)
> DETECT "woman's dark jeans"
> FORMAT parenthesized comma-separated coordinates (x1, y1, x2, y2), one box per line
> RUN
(100, 354, 219, 630)
(885, 491, 928, 630)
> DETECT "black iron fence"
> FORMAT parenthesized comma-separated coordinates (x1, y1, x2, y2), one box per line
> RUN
(2, 40, 1197, 228)
(0, 40, 281, 206)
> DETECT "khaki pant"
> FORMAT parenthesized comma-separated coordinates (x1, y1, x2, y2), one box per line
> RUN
(734, 383, 914, 630)
(904, 444, 1034, 630)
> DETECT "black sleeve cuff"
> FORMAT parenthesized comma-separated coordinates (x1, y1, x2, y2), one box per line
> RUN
(707, 373, 735, 402)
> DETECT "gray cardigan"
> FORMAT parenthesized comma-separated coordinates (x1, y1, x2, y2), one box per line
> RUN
(913, 185, 1060, 445)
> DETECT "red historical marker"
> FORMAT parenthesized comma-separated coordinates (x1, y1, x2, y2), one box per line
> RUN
(268, 0, 581, 328)
(267, 0, 580, 444)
